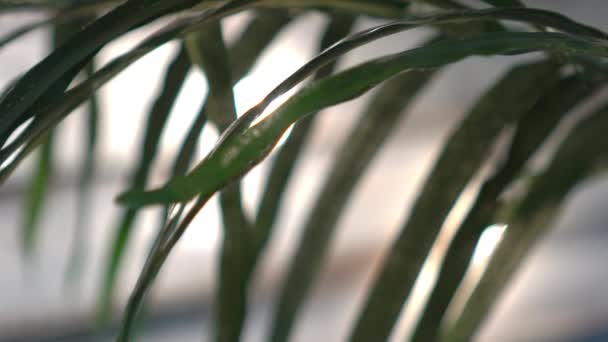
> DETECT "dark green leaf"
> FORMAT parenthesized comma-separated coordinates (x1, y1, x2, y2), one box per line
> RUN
(269, 68, 436, 342)
(410, 75, 599, 342)
(19, 12, 88, 259)
(168, 9, 293, 179)
(117, 31, 608, 208)
(186, 21, 253, 342)
(253, 12, 356, 276)
(0, 0, 116, 12)
(117, 195, 210, 342)
(0, 0, 201, 140)
(0, 4, 103, 51)
(446, 104, 608, 342)
(480, 0, 524, 7)
(348, 59, 560, 342)
(3, 6, 604, 167)
(0, 0, 260, 165)
(97, 44, 191, 323)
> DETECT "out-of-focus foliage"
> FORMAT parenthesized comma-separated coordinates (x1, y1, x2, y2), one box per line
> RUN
(1, 1, 607, 341)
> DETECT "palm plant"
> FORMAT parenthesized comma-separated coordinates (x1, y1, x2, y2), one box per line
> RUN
(2, 0, 608, 341)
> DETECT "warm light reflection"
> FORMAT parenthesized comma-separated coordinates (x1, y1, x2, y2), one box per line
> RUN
(473, 224, 508, 266)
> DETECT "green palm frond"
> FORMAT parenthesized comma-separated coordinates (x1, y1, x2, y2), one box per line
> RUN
(1, 2, 607, 342)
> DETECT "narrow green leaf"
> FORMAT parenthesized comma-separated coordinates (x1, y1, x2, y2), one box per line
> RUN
(115, 29, 608, 342)
(253, 12, 356, 275)
(410, 75, 598, 342)
(348, 60, 561, 342)
(168, 9, 293, 180)
(0, 0, 202, 140)
(186, 21, 254, 342)
(98, 45, 191, 322)
(0, 135, 47, 184)
(0, 0, 406, 18)
(149, 12, 296, 309)
(446, 104, 608, 342)
(480, 0, 524, 7)
(116, 31, 608, 208)
(0, 4, 103, 51)
(270, 67, 436, 342)
(0, 0, 259, 161)
(19, 11, 86, 259)
(21, 134, 53, 257)
(118, 195, 210, 342)
(0, 54, 89, 151)
(3, 7, 604, 165)
(251, 0, 406, 17)
(422, 0, 468, 10)
(207, 6, 608, 146)
(65, 59, 101, 286)
(0, 0, 116, 12)
(186, 23, 238, 131)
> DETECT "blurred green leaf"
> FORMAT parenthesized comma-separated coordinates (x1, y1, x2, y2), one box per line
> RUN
(118, 195, 210, 342)
(446, 104, 608, 342)
(480, 0, 523, 7)
(19, 11, 92, 260)
(142, 14, 296, 337)
(113, 31, 603, 340)
(2, 6, 604, 168)
(0, 0, 116, 12)
(269, 68, 436, 342)
(169, 9, 293, 180)
(21, 134, 53, 257)
(98, 44, 191, 322)
(0, 0, 260, 166)
(0, 0, 203, 140)
(253, 12, 356, 282)
(207, 6, 608, 140)
(349, 60, 560, 342)
(410, 75, 599, 342)
(187, 21, 254, 341)
(65, 59, 100, 286)
(0, 53, 88, 154)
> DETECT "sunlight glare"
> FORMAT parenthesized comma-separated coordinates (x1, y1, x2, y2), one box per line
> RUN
(472, 224, 507, 266)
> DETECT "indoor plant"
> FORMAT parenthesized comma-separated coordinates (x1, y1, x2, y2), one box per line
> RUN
(1, 0, 607, 341)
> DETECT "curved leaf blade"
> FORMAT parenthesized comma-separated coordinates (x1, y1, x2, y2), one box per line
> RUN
(3, 6, 605, 168)
(117, 31, 608, 208)
(269, 68, 436, 342)
(410, 75, 599, 342)
(97, 44, 191, 322)
(0, 0, 201, 140)
(348, 59, 560, 342)
(446, 104, 608, 341)
(186, 20, 254, 342)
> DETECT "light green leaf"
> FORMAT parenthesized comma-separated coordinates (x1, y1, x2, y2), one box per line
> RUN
(21, 134, 53, 257)
(117, 31, 608, 208)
